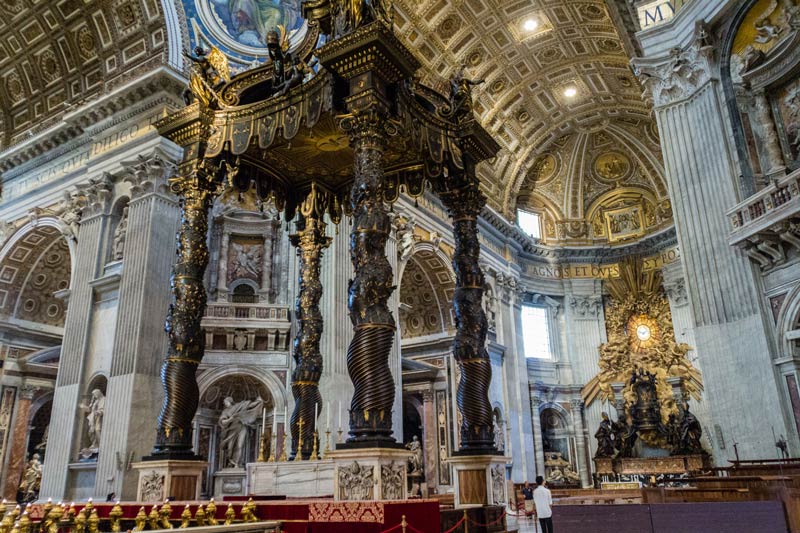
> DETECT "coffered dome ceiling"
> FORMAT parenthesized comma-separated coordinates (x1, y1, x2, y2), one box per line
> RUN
(0, 0, 670, 247)
(0, 0, 171, 149)
(392, 0, 671, 245)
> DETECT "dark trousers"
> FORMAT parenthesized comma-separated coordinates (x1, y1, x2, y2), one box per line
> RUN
(539, 517, 553, 533)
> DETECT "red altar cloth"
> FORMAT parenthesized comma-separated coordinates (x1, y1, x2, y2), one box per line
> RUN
(25, 499, 439, 533)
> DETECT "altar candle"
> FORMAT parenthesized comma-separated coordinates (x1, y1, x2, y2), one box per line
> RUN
(326, 402, 331, 430)
(284, 405, 288, 427)
(271, 407, 277, 436)
(261, 407, 267, 434)
(314, 402, 319, 428)
(338, 400, 342, 429)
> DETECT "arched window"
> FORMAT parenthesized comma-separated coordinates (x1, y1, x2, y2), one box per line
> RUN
(231, 283, 257, 303)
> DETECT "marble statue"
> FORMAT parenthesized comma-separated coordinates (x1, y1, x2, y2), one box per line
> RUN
(493, 419, 504, 451)
(18, 453, 42, 502)
(395, 215, 416, 261)
(80, 389, 105, 451)
(563, 464, 581, 484)
(675, 403, 704, 455)
(406, 435, 423, 475)
(594, 412, 616, 458)
(112, 206, 129, 260)
(219, 396, 265, 468)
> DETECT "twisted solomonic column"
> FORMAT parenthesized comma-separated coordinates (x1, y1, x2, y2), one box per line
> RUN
(289, 212, 331, 460)
(339, 108, 397, 445)
(151, 161, 220, 458)
(440, 177, 496, 453)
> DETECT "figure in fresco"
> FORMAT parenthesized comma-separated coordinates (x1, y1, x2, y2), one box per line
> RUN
(210, 0, 302, 47)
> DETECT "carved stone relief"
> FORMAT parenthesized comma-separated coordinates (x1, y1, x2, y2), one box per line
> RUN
(381, 462, 405, 500)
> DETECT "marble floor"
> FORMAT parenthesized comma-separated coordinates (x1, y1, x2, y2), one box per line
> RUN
(506, 514, 548, 533)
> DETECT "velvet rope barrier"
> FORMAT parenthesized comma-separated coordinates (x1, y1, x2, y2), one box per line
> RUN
(465, 510, 507, 528)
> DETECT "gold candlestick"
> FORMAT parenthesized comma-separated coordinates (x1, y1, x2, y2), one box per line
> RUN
(279, 430, 289, 462)
(337, 428, 343, 444)
(267, 433, 276, 462)
(311, 430, 319, 461)
(296, 417, 305, 460)
(323, 429, 332, 458)
(257, 432, 268, 463)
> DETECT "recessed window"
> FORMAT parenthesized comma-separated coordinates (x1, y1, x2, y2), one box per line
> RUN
(522, 306, 552, 359)
(517, 209, 542, 239)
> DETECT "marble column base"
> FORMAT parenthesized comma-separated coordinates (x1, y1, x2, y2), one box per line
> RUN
(132, 460, 207, 502)
(213, 468, 247, 498)
(447, 455, 510, 508)
(329, 448, 412, 501)
(248, 460, 334, 497)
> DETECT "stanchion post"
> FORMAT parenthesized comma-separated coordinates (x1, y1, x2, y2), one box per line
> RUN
(401, 515, 407, 533)
(463, 510, 468, 533)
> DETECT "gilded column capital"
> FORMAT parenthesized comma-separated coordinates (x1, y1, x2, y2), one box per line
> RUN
(631, 23, 716, 108)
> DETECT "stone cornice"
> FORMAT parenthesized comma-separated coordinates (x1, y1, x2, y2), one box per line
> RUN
(0, 67, 185, 174)
(479, 205, 678, 264)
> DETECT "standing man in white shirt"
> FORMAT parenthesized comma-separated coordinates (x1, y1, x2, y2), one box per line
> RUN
(533, 475, 553, 533)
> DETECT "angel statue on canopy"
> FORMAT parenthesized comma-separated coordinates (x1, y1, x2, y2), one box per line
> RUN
(182, 46, 231, 107)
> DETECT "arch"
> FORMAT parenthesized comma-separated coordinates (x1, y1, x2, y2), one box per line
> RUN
(399, 245, 457, 339)
(197, 365, 287, 411)
(719, 0, 762, 196)
(777, 284, 800, 359)
(0, 220, 74, 329)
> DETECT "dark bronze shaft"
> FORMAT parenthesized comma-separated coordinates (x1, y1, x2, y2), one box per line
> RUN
(344, 111, 397, 444)
(441, 176, 495, 453)
(152, 163, 218, 457)
(289, 214, 330, 459)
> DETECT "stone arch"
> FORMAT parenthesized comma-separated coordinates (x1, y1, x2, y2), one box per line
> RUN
(197, 365, 287, 412)
(777, 284, 800, 359)
(0, 219, 74, 330)
(539, 404, 572, 462)
(399, 245, 456, 339)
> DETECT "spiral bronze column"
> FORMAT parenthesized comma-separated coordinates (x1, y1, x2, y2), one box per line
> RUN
(289, 211, 331, 460)
(150, 160, 220, 458)
(440, 172, 496, 453)
(339, 109, 397, 446)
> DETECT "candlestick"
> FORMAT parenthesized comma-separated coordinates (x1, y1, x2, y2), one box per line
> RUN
(323, 429, 332, 458)
(296, 417, 305, 461)
(337, 428, 343, 444)
(267, 431, 276, 463)
(279, 427, 288, 462)
(311, 430, 319, 460)
(257, 432, 267, 463)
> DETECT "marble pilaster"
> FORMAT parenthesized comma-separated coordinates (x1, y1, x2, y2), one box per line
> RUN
(421, 388, 437, 495)
(633, 29, 789, 460)
(40, 201, 109, 499)
(530, 396, 545, 477)
(3, 386, 36, 500)
(562, 280, 606, 463)
(95, 151, 180, 499)
(569, 399, 590, 488)
(499, 283, 536, 482)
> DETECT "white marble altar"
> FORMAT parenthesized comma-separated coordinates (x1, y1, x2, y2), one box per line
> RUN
(248, 460, 335, 497)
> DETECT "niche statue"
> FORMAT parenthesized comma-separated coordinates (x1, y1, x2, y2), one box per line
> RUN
(219, 396, 265, 468)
